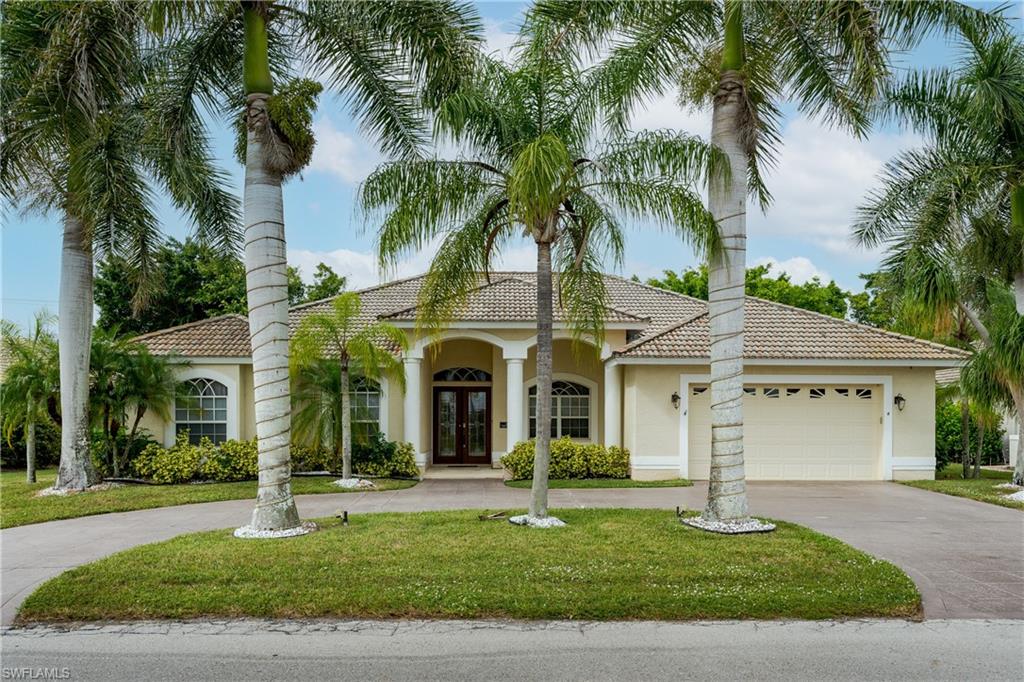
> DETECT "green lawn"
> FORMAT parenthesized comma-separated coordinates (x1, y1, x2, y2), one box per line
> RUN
(900, 464, 1022, 510)
(505, 478, 692, 489)
(17, 509, 920, 623)
(0, 469, 417, 529)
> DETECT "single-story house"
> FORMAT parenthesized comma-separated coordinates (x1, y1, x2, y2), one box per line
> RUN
(134, 272, 969, 481)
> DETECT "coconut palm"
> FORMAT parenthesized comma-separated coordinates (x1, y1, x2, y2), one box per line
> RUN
(151, 0, 480, 534)
(1, 1, 239, 491)
(361, 17, 722, 525)
(534, 0, 998, 528)
(856, 28, 1024, 313)
(1, 314, 59, 483)
(291, 293, 407, 480)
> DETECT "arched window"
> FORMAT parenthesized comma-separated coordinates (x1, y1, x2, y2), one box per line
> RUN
(350, 377, 382, 443)
(528, 380, 591, 439)
(176, 378, 228, 444)
(433, 367, 491, 382)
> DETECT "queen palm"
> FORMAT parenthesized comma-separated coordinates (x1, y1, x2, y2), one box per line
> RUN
(291, 293, 407, 479)
(1, 1, 239, 491)
(362, 17, 721, 525)
(1, 314, 59, 483)
(152, 0, 481, 534)
(535, 0, 996, 528)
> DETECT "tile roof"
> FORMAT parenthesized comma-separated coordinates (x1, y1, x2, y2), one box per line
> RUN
(614, 298, 971, 362)
(381, 276, 650, 324)
(135, 272, 967, 364)
(132, 314, 251, 357)
(935, 367, 960, 385)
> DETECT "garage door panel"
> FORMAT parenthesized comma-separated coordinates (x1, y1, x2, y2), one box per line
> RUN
(687, 382, 881, 481)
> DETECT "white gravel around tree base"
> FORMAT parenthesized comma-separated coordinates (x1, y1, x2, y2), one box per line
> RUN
(332, 478, 375, 489)
(995, 482, 1021, 490)
(682, 516, 776, 534)
(233, 521, 318, 539)
(35, 482, 123, 498)
(1002, 490, 1024, 502)
(508, 514, 566, 528)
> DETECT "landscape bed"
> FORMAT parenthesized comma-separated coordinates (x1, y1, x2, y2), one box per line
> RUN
(0, 470, 417, 529)
(17, 509, 920, 623)
(900, 464, 1023, 510)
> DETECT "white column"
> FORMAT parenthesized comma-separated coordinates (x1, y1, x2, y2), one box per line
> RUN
(403, 357, 422, 461)
(604, 362, 622, 447)
(505, 358, 525, 448)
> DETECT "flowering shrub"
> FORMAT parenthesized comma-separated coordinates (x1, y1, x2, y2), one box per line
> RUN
(501, 438, 631, 480)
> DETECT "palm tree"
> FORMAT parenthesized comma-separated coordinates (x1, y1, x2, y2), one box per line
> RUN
(152, 0, 481, 534)
(1, 314, 59, 483)
(361, 17, 721, 526)
(856, 28, 1024, 313)
(291, 293, 407, 480)
(1, 1, 238, 491)
(89, 330, 180, 477)
(534, 0, 997, 529)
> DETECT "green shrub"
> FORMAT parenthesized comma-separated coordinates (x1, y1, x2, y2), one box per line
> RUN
(501, 438, 631, 480)
(131, 432, 206, 484)
(353, 432, 420, 478)
(290, 444, 334, 472)
(200, 439, 258, 482)
(935, 399, 1005, 472)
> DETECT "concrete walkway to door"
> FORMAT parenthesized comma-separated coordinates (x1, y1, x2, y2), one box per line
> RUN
(1, 480, 1021, 625)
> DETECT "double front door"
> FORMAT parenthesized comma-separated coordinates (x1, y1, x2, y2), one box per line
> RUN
(433, 386, 491, 464)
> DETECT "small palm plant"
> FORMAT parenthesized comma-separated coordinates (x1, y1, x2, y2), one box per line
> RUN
(362, 17, 721, 526)
(1, 314, 59, 483)
(291, 293, 407, 481)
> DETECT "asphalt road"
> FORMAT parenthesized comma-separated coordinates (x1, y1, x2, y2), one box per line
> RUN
(2, 618, 1022, 681)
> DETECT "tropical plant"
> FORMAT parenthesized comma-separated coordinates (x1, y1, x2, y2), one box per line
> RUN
(1, 314, 59, 482)
(89, 330, 180, 478)
(362, 16, 721, 525)
(150, 0, 481, 533)
(535, 0, 996, 528)
(1, 1, 238, 491)
(856, 27, 1024, 313)
(291, 292, 407, 480)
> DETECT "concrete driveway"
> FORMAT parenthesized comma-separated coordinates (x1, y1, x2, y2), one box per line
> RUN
(1, 481, 1021, 625)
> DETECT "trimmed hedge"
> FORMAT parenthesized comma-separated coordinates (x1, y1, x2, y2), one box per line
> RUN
(132, 430, 419, 484)
(501, 438, 630, 480)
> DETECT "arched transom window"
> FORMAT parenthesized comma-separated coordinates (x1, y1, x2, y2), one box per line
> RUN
(529, 380, 591, 439)
(433, 367, 491, 382)
(350, 377, 382, 443)
(176, 378, 228, 444)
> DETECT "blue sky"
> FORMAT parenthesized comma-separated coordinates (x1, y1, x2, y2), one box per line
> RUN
(2, 1, 1020, 330)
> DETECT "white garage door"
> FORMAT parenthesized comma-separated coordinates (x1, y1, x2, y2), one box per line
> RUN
(688, 383, 882, 480)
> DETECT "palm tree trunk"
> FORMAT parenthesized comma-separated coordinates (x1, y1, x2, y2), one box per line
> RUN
(529, 240, 554, 519)
(340, 361, 352, 479)
(241, 4, 300, 533)
(1010, 385, 1024, 487)
(973, 421, 983, 479)
(1011, 185, 1023, 314)
(960, 400, 971, 479)
(703, 0, 749, 523)
(56, 212, 98, 491)
(26, 402, 36, 484)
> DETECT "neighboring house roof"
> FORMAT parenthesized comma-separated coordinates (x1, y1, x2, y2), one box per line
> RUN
(936, 367, 961, 386)
(135, 272, 968, 364)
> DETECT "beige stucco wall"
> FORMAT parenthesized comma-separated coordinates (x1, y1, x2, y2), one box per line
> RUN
(623, 363, 939, 481)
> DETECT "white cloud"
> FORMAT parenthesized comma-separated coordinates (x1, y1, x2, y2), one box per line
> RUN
(307, 116, 381, 185)
(749, 116, 919, 260)
(630, 94, 711, 138)
(482, 18, 520, 62)
(753, 256, 831, 285)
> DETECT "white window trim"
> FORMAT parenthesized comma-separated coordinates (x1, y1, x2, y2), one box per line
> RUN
(524, 373, 598, 444)
(677, 373, 894, 480)
(166, 367, 239, 446)
(353, 376, 389, 440)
